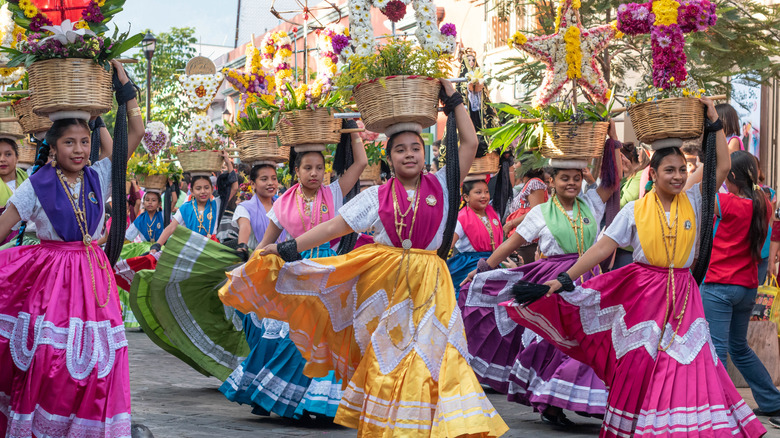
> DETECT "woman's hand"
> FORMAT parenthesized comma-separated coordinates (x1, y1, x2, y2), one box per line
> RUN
(543, 279, 562, 296)
(258, 244, 279, 256)
(460, 269, 477, 287)
(219, 149, 230, 161)
(439, 78, 457, 97)
(110, 59, 129, 86)
(700, 97, 718, 123)
(501, 257, 518, 269)
(582, 167, 596, 185)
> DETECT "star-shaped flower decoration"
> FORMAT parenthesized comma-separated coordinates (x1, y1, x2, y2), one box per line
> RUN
(40, 19, 95, 44)
(508, 0, 618, 107)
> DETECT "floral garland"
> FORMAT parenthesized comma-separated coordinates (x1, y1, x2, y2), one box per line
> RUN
(142, 121, 170, 156)
(617, 0, 716, 88)
(507, 0, 615, 107)
(0, 4, 25, 85)
(261, 30, 293, 86)
(223, 39, 276, 116)
(316, 23, 351, 78)
(178, 72, 224, 111)
(348, 0, 457, 58)
(10, 0, 122, 33)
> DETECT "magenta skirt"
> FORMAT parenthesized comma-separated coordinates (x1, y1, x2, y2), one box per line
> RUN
(0, 240, 131, 438)
(504, 262, 766, 437)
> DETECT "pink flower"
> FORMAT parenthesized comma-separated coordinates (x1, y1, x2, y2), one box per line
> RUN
(440, 23, 457, 37)
(383, 0, 407, 22)
(331, 34, 350, 54)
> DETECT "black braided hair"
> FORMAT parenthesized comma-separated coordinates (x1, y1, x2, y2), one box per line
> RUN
(335, 119, 360, 255)
(163, 180, 173, 227)
(104, 79, 130, 267)
(88, 116, 104, 164)
(691, 122, 719, 284)
(491, 151, 513, 219)
(14, 136, 49, 246)
(438, 112, 460, 260)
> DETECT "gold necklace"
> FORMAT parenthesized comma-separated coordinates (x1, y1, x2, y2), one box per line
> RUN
(296, 186, 323, 232)
(652, 192, 690, 352)
(55, 167, 112, 307)
(191, 198, 213, 237)
(552, 195, 585, 255)
(391, 177, 421, 249)
(146, 211, 159, 241)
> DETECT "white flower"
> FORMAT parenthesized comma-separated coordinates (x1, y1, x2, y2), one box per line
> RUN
(40, 19, 96, 45)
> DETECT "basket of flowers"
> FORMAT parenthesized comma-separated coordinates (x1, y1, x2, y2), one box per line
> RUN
(17, 139, 36, 166)
(339, 39, 450, 134)
(128, 152, 182, 192)
(225, 106, 288, 163)
(468, 152, 499, 175)
(178, 115, 229, 174)
(2, 11, 142, 119)
(12, 96, 51, 134)
(626, 77, 706, 148)
(486, 101, 611, 160)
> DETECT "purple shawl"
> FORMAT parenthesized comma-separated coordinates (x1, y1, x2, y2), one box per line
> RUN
(242, 195, 286, 244)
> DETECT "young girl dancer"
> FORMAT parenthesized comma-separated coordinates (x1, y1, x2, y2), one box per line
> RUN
(0, 138, 26, 245)
(220, 79, 509, 436)
(448, 177, 504, 294)
(459, 122, 620, 425)
(0, 60, 143, 437)
(507, 99, 766, 437)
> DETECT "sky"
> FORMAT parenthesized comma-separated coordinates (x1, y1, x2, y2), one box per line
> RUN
(113, 0, 240, 48)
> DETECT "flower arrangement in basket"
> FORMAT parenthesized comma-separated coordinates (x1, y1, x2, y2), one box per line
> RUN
(128, 152, 182, 193)
(616, 0, 717, 149)
(336, 38, 451, 135)
(359, 122, 385, 183)
(486, 100, 613, 163)
(2, 0, 143, 119)
(176, 120, 231, 175)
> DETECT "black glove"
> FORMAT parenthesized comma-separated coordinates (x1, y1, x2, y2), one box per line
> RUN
(277, 240, 302, 262)
(150, 243, 162, 252)
(89, 116, 105, 132)
(236, 243, 249, 262)
(113, 70, 137, 105)
(439, 89, 464, 116)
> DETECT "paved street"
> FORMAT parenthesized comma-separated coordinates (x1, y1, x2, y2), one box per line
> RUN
(128, 330, 780, 437)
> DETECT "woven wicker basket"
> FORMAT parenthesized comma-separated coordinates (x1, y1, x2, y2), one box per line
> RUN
(469, 153, 499, 175)
(0, 105, 22, 139)
(541, 122, 609, 160)
(235, 130, 288, 163)
(627, 97, 704, 144)
(353, 76, 441, 133)
(28, 58, 113, 117)
(277, 108, 341, 147)
(178, 150, 224, 174)
(323, 172, 331, 186)
(360, 163, 382, 183)
(137, 173, 167, 191)
(17, 141, 36, 165)
(13, 97, 52, 134)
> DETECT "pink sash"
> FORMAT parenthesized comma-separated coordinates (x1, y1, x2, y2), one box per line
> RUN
(272, 183, 335, 239)
(458, 205, 504, 252)
(378, 174, 443, 249)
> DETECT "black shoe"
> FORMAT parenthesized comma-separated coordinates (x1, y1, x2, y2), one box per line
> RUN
(753, 408, 780, 417)
(768, 416, 780, 429)
(131, 423, 154, 438)
(540, 412, 575, 427)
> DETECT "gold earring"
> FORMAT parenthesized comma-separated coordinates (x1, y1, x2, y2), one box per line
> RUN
(52, 155, 57, 167)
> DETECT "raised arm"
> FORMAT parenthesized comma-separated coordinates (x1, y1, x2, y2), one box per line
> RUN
(259, 216, 354, 257)
(440, 79, 478, 185)
(707, 98, 731, 190)
(338, 131, 368, 195)
(109, 60, 145, 158)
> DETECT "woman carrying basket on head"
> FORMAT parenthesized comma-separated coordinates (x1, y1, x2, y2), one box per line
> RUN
(219, 79, 509, 436)
(0, 60, 144, 437)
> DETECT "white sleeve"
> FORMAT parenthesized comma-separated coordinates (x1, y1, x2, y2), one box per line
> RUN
(516, 205, 545, 243)
(173, 210, 184, 225)
(91, 158, 113, 202)
(329, 181, 344, 212)
(435, 165, 449, 208)
(125, 223, 140, 241)
(266, 207, 282, 229)
(7, 178, 36, 221)
(232, 204, 250, 227)
(454, 220, 464, 239)
(339, 185, 380, 234)
(582, 188, 606, 226)
(604, 202, 636, 248)
(686, 183, 702, 224)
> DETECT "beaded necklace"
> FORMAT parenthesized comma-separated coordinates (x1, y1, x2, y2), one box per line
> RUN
(191, 198, 214, 237)
(145, 211, 159, 241)
(469, 206, 496, 250)
(296, 185, 323, 232)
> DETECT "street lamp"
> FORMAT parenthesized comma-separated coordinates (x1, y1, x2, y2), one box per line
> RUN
(141, 32, 157, 123)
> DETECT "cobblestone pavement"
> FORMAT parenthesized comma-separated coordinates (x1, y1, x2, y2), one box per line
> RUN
(128, 330, 780, 438)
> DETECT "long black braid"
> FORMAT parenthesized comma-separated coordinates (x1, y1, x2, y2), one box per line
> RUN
(88, 116, 104, 164)
(491, 151, 513, 219)
(105, 73, 136, 267)
(437, 94, 462, 260)
(14, 136, 48, 246)
(162, 180, 178, 227)
(335, 119, 360, 254)
(691, 120, 720, 284)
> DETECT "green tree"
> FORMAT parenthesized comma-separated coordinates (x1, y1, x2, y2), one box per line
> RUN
(492, 0, 780, 102)
(104, 27, 198, 142)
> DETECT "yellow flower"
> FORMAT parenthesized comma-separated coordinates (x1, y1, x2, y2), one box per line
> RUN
(628, 96, 637, 104)
(508, 31, 527, 48)
(572, 0, 581, 9)
(554, 6, 563, 32)
(611, 20, 624, 39)
(22, 5, 37, 19)
(669, 76, 675, 82)
(97, 0, 106, 6)
(564, 26, 582, 79)
(652, 0, 680, 26)
(18, 0, 32, 10)
(74, 20, 90, 30)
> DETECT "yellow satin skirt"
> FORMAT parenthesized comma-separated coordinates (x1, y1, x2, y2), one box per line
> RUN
(219, 243, 508, 437)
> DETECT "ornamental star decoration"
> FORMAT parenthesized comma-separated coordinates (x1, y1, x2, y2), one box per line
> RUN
(508, 0, 618, 108)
